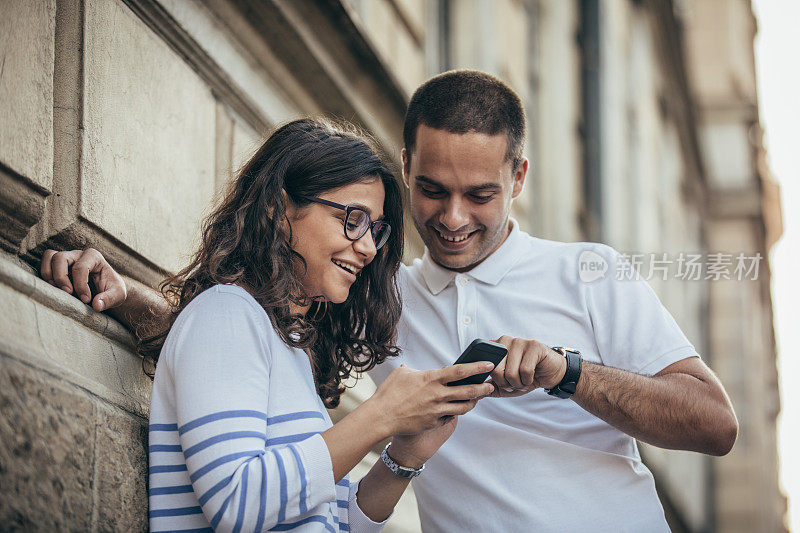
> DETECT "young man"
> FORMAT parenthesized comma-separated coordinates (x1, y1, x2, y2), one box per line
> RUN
(42, 70, 737, 531)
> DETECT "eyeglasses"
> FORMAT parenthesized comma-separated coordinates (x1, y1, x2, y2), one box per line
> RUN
(300, 196, 391, 250)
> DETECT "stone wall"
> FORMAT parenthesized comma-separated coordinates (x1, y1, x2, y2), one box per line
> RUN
(0, 0, 413, 529)
(0, 253, 150, 531)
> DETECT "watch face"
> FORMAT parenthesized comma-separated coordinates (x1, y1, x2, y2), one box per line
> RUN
(553, 346, 581, 355)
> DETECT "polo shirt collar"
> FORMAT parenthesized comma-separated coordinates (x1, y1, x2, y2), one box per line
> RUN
(420, 218, 526, 294)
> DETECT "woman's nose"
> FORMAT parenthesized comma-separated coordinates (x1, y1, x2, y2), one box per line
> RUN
(352, 230, 378, 261)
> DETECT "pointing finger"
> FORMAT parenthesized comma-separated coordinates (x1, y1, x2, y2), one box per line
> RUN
(436, 361, 495, 384)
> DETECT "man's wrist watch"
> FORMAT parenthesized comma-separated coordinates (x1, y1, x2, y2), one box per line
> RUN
(546, 347, 582, 399)
(381, 443, 425, 478)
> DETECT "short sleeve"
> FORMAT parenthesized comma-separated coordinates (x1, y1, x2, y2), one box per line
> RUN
(584, 245, 699, 375)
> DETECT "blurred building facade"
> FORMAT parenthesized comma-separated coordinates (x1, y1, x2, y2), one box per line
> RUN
(0, 0, 784, 531)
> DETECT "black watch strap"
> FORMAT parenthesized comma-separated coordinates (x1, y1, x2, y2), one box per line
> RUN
(546, 347, 582, 399)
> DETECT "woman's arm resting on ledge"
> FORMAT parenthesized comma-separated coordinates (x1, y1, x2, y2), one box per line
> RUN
(40, 248, 170, 338)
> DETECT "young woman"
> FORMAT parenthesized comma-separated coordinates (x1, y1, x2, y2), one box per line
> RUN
(128, 118, 493, 532)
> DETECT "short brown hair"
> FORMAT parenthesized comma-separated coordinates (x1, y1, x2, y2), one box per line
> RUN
(403, 70, 526, 171)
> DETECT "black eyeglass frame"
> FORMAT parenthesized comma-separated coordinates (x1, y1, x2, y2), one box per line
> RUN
(300, 195, 391, 250)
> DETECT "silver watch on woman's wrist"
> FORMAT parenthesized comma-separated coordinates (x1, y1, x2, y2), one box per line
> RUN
(381, 443, 425, 478)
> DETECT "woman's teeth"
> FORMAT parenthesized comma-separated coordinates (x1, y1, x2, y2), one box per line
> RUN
(332, 259, 358, 274)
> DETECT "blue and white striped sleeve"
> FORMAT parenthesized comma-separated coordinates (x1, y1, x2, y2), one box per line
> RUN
(167, 290, 337, 532)
(346, 479, 392, 532)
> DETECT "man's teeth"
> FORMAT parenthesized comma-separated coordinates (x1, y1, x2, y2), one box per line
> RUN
(439, 232, 470, 242)
(332, 259, 358, 274)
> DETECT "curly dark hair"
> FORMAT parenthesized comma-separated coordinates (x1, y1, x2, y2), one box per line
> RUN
(140, 117, 404, 408)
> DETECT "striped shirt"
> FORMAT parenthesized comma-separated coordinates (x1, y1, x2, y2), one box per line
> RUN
(148, 284, 386, 532)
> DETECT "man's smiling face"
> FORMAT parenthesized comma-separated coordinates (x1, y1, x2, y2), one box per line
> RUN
(403, 124, 527, 272)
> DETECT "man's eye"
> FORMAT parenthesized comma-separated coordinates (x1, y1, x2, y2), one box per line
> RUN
(420, 187, 445, 197)
(471, 194, 494, 202)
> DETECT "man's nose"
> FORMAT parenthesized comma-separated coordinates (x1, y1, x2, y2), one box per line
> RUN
(439, 197, 470, 230)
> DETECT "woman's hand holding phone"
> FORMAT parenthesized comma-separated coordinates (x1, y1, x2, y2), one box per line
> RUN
(322, 361, 493, 483)
(370, 362, 495, 438)
(347, 364, 491, 523)
(366, 362, 493, 468)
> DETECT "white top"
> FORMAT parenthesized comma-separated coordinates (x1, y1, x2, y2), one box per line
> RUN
(148, 284, 386, 533)
(368, 219, 697, 532)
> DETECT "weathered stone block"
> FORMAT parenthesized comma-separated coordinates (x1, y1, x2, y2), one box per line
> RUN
(231, 120, 260, 175)
(0, 0, 56, 189)
(0, 356, 95, 531)
(81, 0, 216, 273)
(393, 21, 425, 97)
(362, 0, 396, 66)
(93, 401, 148, 532)
(0, 279, 43, 353)
(393, 0, 425, 38)
(33, 300, 152, 415)
(0, 275, 151, 417)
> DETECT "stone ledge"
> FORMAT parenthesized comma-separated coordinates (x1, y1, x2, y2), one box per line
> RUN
(0, 164, 49, 254)
(0, 336, 149, 420)
(709, 186, 763, 219)
(0, 256, 150, 418)
(0, 253, 135, 349)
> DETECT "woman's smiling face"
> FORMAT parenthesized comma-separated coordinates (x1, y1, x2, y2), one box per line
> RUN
(287, 178, 386, 307)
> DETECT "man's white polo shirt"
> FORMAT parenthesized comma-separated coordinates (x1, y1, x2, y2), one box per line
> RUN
(368, 219, 698, 532)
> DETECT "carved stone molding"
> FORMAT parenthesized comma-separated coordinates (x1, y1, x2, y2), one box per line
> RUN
(0, 166, 49, 254)
(22, 0, 177, 287)
(18, 0, 409, 287)
(227, 0, 408, 155)
(121, 0, 408, 155)
(0, 1, 56, 254)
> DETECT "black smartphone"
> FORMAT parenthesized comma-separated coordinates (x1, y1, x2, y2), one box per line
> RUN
(447, 339, 508, 387)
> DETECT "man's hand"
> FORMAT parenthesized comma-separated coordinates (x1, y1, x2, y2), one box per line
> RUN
(40, 248, 127, 312)
(488, 334, 738, 455)
(488, 336, 567, 397)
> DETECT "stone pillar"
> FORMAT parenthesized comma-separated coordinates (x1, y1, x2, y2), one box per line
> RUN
(683, 0, 787, 530)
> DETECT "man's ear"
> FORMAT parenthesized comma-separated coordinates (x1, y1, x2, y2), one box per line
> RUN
(401, 148, 411, 188)
(511, 158, 529, 199)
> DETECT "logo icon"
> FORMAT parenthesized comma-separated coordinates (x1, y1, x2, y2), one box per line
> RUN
(578, 250, 608, 283)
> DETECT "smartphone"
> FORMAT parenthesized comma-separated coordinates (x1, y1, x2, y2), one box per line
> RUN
(447, 339, 508, 387)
